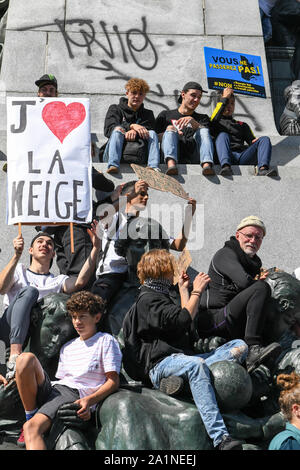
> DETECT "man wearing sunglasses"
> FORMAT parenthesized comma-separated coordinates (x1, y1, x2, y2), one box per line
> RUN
(197, 215, 281, 373)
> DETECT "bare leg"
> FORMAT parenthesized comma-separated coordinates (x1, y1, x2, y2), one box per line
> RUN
(23, 413, 52, 450)
(15, 352, 52, 450)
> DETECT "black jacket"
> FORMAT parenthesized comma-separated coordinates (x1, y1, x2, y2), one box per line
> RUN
(200, 237, 262, 310)
(136, 286, 197, 373)
(155, 108, 211, 162)
(210, 97, 256, 152)
(104, 97, 155, 139)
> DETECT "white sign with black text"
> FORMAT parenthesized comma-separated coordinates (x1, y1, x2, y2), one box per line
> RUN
(6, 97, 92, 225)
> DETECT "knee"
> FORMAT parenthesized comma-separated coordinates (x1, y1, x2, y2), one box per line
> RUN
(166, 125, 177, 132)
(23, 415, 40, 438)
(189, 357, 207, 377)
(256, 279, 271, 296)
(112, 127, 125, 135)
(148, 130, 158, 140)
(21, 286, 39, 300)
(199, 127, 210, 136)
(216, 132, 229, 143)
(16, 352, 37, 375)
(228, 340, 248, 363)
(257, 136, 271, 146)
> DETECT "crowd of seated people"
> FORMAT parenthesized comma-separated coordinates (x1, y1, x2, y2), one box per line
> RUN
(100, 77, 278, 177)
(0, 74, 296, 451)
(1, 201, 300, 450)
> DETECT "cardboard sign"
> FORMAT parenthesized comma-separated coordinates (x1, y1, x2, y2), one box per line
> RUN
(131, 164, 190, 200)
(173, 248, 192, 285)
(6, 97, 92, 225)
(204, 47, 266, 98)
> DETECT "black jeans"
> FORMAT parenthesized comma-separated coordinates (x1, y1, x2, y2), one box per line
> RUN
(91, 272, 127, 304)
(51, 225, 94, 281)
(198, 281, 271, 345)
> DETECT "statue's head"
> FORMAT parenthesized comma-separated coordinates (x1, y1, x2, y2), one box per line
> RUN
(283, 80, 300, 116)
(115, 217, 170, 270)
(29, 293, 76, 362)
(264, 271, 300, 342)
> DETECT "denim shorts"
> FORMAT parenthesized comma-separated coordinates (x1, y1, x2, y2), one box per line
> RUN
(36, 371, 80, 420)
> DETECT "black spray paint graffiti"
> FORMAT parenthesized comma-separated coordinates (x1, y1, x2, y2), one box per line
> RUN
(20, 17, 258, 126)
(20, 17, 215, 112)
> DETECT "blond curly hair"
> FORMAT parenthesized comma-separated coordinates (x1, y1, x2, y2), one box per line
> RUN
(125, 78, 150, 94)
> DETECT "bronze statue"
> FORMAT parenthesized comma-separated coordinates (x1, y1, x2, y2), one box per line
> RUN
(279, 81, 300, 135)
(1, 270, 300, 450)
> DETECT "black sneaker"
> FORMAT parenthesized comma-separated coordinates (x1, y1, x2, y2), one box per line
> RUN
(159, 376, 184, 397)
(246, 342, 282, 374)
(220, 165, 233, 176)
(217, 435, 243, 450)
(256, 167, 277, 177)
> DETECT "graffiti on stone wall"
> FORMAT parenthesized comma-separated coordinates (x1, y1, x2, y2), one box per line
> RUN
(20, 16, 259, 127)
(20, 17, 213, 112)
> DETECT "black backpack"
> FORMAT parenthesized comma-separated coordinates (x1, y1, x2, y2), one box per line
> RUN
(121, 138, 148, 164)
(122, 292, 152, 385)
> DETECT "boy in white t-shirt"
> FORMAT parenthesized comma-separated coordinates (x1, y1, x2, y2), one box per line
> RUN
(0, 225, 101, 383)
(14, 290, 122, 450)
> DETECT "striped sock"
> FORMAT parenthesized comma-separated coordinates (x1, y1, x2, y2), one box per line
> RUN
(25, 408, 38, 421)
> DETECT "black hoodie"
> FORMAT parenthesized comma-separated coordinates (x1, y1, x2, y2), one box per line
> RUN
(104, 97, 156, 139)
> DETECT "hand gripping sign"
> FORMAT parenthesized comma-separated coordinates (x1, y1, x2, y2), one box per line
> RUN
(6, 98, 92, 227)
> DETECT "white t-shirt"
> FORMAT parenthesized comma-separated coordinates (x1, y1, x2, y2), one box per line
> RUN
(52, 331, 122, 407)
(293, 268, 300, 281)
(3, 263, 69, 310)
(96, 212, 128, 277)
(259, 0, 278, 16)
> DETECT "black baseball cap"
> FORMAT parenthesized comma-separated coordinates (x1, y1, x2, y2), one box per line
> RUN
(178, 81, 208, 103)
(35, 74, 58, 89)
(30, 232, 56, 248)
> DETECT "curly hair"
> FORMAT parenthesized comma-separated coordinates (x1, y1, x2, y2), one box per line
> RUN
(137, 249, 176, 284)
(66, 291, 106, 317)
(125, 78, 150, 94)
(277, 372, 300, 421)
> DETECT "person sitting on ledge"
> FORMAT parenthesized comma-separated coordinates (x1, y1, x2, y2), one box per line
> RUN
(130, 248, 248, 450)
(155, 81, 215, 176)
(103, 78, 160, 174)
(210, 87, 277, 177)
(269, 372, 300, 450)
(198, 215, 281, 373)
(14, 291, 122, 450)
(0, 225, 100, 384)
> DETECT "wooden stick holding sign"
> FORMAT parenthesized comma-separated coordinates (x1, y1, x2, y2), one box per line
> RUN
(15, 222, 75, 253)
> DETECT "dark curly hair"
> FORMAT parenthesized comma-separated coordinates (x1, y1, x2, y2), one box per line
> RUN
(66, 291, 106, 317)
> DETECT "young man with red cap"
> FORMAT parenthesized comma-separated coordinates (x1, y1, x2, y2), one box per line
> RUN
(155, 81, 215, 176)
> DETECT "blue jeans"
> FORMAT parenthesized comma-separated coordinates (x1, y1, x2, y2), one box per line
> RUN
(104, 128, 160, 168)
(215, 132, 272, 168)
(260, 9, 272, 43)
(149, 339, 248, 447)
(0, 286, 39, 346)
(162, 127, 214, 165)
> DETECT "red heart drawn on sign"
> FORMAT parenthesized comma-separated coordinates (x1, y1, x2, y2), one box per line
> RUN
(42, 101, 86, 143)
